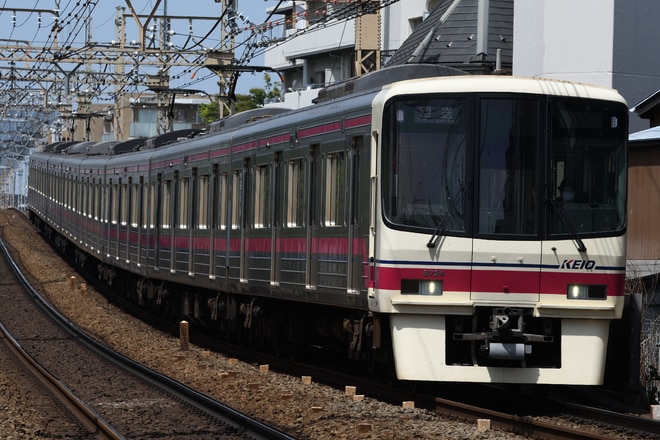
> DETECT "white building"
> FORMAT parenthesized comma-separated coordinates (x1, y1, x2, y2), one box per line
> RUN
(263, 0, 434, 91)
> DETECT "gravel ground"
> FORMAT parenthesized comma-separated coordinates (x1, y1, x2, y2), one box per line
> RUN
(0, 210, 541, 439)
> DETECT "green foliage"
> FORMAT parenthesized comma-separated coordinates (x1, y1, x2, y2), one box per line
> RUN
(197, 74, 282, 124)
(198, 101, 220, 124)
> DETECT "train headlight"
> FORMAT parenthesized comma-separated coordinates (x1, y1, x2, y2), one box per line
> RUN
(421, 280, 442, 295)
(401, 280, 443, 295)
(567, 284, 607, 300)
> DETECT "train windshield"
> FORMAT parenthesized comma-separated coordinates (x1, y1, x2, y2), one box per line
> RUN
(382, 97, 468, 233)
(381, 94, 627, 238)
(546, 98, 627, 236)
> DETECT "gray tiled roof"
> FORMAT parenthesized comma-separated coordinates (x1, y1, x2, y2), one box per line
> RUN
(385, 0, 513, 71)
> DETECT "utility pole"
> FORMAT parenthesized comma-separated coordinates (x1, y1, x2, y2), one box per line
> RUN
(355, 0, 381, 76)
(204, 0, 237, 118)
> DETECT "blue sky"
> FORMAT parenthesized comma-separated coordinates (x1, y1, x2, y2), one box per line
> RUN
(0, 1, 275, 97)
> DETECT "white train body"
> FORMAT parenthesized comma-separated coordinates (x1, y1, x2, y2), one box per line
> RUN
(29, 66, 628, 385)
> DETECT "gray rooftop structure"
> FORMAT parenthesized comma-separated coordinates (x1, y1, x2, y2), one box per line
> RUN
(385, 0, 513, 73)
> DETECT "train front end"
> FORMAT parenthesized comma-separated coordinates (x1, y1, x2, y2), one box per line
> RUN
(369, 76, 628, 384)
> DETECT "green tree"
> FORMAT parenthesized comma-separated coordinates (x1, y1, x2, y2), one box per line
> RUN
(197, 73, 282, 123)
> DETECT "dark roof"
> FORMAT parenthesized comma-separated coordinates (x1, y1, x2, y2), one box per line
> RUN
(385, 0, 513, 73)
(630, 89, 660, 119)
(314, 64, 467, 103)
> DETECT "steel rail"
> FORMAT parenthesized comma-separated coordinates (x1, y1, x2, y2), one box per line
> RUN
(0, 235, 297, 440)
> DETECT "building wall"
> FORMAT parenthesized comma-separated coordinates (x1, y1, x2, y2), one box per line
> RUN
(612, 0, 660, 133)
(514, 0, 660, 133)
(513, 0, 615, 87)
(627, 143, 660, 260)
(264, 0, 428, 88)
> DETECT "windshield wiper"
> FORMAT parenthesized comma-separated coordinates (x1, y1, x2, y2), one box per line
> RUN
(427, 214, 448, 248)
(547, 198, 587, 253)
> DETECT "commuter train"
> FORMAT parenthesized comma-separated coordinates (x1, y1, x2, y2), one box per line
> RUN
(28, 64, 629, 384)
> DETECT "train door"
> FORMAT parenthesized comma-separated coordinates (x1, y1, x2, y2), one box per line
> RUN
(319, 140, 352, 294)
(227, 157, 250, 287)
(192, 167, 212, 278)
(347, 135, 365, 295)
(154, 173, 163, 270)
(121, 179, 130, 263)
(129, 178, 139, 264)
(271, 152, 282, 286)
(188, 168, 197, 276)
(280, 148, 308, 290)
(305, 146, 318, 290)
(470, 97, 541, 302)
(248, 155, 273, 287)
(111, 178, 121, 260)
(211, 165, 229, 286)
(240, 159, 250, 283)
(138, 176, 149, 268)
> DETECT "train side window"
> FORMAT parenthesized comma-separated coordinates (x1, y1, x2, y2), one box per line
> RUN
(216, 172, 227, 230)
(198, 174, 209, 229)
(131, 182, 139, 228)
(350, 137, 362, 225)
(100, 181, 104, 221)
(108, 180, 117, 225)
(149, 182, 156, 229)
(141, 180, 149, 228)
(121, 182, 129, 227)
(179, 177, 189, 229)
(112, 183, 119, 225)
(82, 178, 88, 217)
(62, 177, 66, 208)
(75, 178, 81, 213)
(94, 180, 100, 221)
(254, 165, 270, 228)
(87, 179, 92, 218)
(286, 159, 304, 227)
(74, 178, 78, 211)
(324, 152, 346, 226)
(308, 146, 318, 226)
(72, 178, 77, 211)
(162, 180, 172, 229)
(67, 177, 71, 210)
(231, 170, 240, 229)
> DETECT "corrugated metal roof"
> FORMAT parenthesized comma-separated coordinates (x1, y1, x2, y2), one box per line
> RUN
(629, 126, 660, 142)
(385, 0, 513, 70)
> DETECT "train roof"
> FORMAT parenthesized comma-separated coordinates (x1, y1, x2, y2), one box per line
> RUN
(144, 128, 201, 149)
(314, 64, 467, 103)
(66, 141, 97, 155)
(86, 141, 120, 155)
(43, 141, 77, 153)
(207, 107, 293, 135)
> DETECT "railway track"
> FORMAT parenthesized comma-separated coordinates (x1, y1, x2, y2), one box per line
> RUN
(0, 231, 296, 440)
(2, 207, 658, 439)
(0, 318, 121, 439)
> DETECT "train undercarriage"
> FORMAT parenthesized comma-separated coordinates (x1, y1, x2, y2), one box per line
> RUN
(36, 220, 389, 374)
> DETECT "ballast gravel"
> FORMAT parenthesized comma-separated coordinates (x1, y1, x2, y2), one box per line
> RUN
(0, 210, 566, 439)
